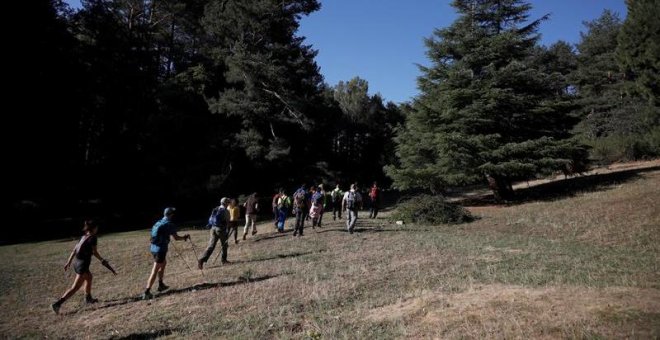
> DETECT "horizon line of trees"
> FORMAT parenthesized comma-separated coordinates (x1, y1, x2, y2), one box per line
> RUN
(9, 0, 658, 239)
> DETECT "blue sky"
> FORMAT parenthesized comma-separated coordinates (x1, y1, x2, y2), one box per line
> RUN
(64, 0, 627, 103)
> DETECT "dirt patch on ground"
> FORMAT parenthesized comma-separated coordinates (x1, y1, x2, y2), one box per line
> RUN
(367, 284, 660, 338)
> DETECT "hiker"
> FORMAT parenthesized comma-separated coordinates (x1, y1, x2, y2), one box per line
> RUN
(331, 184, 343, 221)
(309, 200, 322, 228)
(228, 198, 240, 244)
(243, 192, 259, 240)
(292, 185, 307, 236)
(198, 198, 230, 269)
(272, 189, 282, 228)
(142, 208, 190, 300)
(304, 186, 314, 221)
(311, 184, 325, 227)
(276, 191, 291, 232)
(369, 181, 381, 219)
(342, 184, 363, 234)
(51, 220, 110, 314)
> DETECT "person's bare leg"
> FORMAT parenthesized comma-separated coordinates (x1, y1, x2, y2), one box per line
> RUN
(61, 274, 85, 301)
(84, 273, 93, 295)
(52, 274, 85, 313)
(146, 263, 163, 290)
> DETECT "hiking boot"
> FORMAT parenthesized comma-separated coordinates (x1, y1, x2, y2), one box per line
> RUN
(157, 283, 169, 292)
(242, 234, 247, 241)
(293, 231, 297, 237)
(252, 230, 257, 236)
(235, 239, 239, 244)
(142, 291, 153, 300)
(197, 260, 204, 270)
(51, 302, 61, 314)
(221, 260, 230, 265)
(85, 296, 99, 304)
(349, 229, 354, 234)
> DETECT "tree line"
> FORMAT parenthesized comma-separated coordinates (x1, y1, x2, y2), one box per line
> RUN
(9, 0, 658, 239)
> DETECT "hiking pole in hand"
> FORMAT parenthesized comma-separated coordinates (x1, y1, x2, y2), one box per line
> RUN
(187, 237, 206, 279)
(170, 241, 194, 273)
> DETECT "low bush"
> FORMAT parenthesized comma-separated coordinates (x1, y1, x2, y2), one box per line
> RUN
(392, 194, 473, 225)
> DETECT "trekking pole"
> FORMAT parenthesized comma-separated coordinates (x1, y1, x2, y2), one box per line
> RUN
(170, 241, 194, 273)
(187, 237, 206, 278)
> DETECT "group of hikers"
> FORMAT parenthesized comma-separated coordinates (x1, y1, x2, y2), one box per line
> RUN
(51, 182, 382, 314)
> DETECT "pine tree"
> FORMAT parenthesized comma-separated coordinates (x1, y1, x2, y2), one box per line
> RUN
(617, 0, 660, 105)
(386, 0, 587, 200)
(203, 0, 323, 163)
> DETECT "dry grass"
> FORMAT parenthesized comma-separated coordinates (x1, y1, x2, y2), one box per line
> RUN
(0, 167, 658, 339)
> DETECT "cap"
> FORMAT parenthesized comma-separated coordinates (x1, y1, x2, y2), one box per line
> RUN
(164, 207, 176, 217)
(220, 197, 230, 205)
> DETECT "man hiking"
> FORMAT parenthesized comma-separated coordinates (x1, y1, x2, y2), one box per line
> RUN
(292, 185, 307, 237)
(143, 207, 190, 300)
(228, 198, 240, 244)
(51, 220, 112, 314)
(311, 185, 325, 228)
(198, 198, 230, 269)
(243, 192, 259, 240)
(369, 181, 381, 219)
(342, 184, 363, 234)
(272, 189, 282, 228)
(276, 191, 291, 232)
(331, 184, 343, 221)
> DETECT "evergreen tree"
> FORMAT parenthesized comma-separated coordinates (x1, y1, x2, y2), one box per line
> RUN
(203, 0, 323, 164)
(572, 9, 659, 161)
(617, 0, 660, 104)
(386, 0, 587, 200)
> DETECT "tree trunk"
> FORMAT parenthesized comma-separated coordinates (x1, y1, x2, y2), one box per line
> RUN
(486, 174, 514, 202)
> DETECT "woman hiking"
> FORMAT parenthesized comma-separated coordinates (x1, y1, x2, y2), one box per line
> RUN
(51, 220, 110, 314)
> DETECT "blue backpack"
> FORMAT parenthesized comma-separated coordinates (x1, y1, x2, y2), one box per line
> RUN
(207, 206, 227, 228)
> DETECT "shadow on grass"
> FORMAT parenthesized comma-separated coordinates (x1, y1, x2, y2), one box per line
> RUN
(460, 165, 660, 207)
(89, 274, 281, 312)
(315, 227, 399, 234)
(108, 328, 178, 340)
(252, 230, 292, 242)
(230, 251, 314, 264)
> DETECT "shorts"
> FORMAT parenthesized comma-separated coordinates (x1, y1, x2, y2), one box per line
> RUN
(152, 251, 167, 264)
(73, 258, 91, 274)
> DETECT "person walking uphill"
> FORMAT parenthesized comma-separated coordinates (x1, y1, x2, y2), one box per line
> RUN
(243, 193, 259, 240)
(342, 184, 363, 234)
(228, 198, 240, 244)
(198, 198, 230, 269)
(292, 185, 307, 237)
(369, 181, 381, 219)
(142, 208, 190, 300)
(51, 220, 113, 314)
(331, 184, 343, 221)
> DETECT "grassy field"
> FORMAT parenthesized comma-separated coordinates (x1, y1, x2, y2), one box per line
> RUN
(1, 166, 659, 339)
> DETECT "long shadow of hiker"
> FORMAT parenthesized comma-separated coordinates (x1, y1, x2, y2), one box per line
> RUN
(89, 274, 280, 312)
(215, 251, 314, 266)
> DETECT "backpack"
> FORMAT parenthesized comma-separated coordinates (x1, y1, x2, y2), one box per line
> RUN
(370, 187, 379, 200)
(293, 190, 306, 209)
(312, 192, 323, 205)
(346, 191, 358, 210)
(150, 219, 169, 246)
(207, 206, 226, 228)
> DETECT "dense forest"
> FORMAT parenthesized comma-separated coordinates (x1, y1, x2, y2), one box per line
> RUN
(9, 0, 658, 241)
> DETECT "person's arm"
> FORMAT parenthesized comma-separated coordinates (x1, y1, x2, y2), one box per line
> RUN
(92, 246, 106, 263)
(342, 196, 347, 211)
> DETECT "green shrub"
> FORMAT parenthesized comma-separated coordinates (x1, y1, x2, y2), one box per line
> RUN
(392, 194, 473, 225)
(588, 129, 660, 164)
